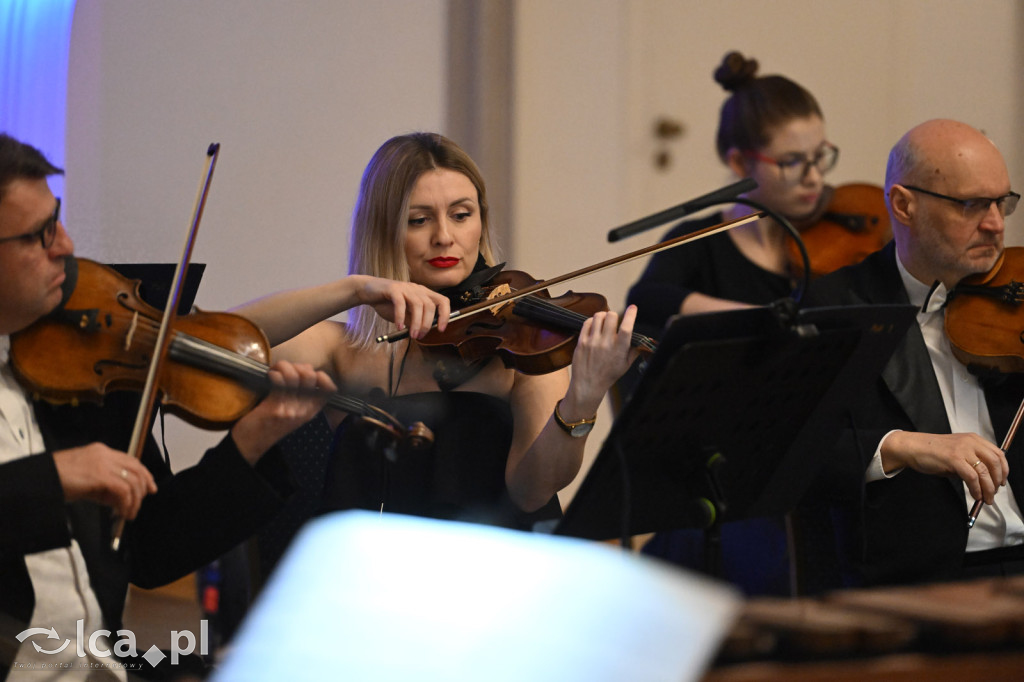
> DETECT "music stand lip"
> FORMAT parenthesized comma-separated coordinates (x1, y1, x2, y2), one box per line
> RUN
(107, 262, 206, 315)
(555, 303, 917, 542)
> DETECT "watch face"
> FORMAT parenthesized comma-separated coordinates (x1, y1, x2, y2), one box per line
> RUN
(570, 422, 594, 437)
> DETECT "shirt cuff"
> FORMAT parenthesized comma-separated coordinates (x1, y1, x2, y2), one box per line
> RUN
(865, 429, 905, 482)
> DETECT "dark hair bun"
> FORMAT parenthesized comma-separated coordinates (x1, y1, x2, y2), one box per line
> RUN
(714, 51, 759, 92)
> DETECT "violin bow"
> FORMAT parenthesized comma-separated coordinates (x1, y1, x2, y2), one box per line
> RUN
(377, 209, 765, 344)
(112, 144, 220, 551)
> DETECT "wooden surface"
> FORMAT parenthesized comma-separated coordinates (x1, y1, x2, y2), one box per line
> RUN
(703, 576, 1024, 681)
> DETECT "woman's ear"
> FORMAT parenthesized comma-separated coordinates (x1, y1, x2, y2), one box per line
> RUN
(725, 147, 751, 178)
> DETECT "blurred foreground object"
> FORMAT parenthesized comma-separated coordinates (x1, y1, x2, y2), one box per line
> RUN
(213, 511, 740, 681)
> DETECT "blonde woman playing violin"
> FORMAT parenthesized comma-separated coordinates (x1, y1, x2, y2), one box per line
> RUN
(237, 132, 639, 530)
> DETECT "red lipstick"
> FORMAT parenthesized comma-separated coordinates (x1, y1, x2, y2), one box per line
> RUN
(428, 257, 460, 268)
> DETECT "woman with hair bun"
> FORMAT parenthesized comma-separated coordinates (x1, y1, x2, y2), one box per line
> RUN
(627, 51, 837, 329)
(627, 52, 839, 596)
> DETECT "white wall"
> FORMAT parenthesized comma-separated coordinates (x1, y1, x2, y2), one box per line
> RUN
(510, 0, 1023, 504)
(66, 0, 448, 464)
(64, 1, 1023, 501)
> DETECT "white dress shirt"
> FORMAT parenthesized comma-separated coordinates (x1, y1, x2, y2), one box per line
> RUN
(866, 262, 1024, 553)
(0, 336, 124, 681)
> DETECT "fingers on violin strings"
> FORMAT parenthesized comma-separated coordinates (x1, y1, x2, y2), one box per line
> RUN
(616, 306, 636, 343)
(600, 311, 623, 346)
(577, 314, 595, 343)
(620, 304, 638, 331)
(267, 361, 306, 391)
(290, 362, 326, 393)
(312, 368, 337, 393)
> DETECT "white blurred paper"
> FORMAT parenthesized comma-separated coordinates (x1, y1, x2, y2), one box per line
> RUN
(213, 511, 739, 682)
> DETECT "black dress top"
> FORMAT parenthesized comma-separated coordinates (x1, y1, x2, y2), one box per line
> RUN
(322, 392, 561, 530)
(626, 212, 793, 338)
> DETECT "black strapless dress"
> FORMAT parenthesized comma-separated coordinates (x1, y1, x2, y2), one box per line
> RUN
(321, 392, 561, 530)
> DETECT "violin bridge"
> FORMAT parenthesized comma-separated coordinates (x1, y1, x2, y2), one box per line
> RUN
(486, 283, 514, 315)
(125, 311, 139, 351)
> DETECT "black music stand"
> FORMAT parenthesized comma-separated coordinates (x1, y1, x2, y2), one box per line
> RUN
(107, 262, 206, 314)
(556, 303, 916, 574)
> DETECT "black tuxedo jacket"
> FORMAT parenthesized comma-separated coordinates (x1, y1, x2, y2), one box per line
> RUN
(809, 241, 1024, 586)
(0, 391, 292, 679)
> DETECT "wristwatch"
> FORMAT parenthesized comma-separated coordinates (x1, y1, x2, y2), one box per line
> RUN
(554, 399, 596, 438)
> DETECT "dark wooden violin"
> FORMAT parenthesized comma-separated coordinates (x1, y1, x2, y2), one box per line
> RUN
(10, 257, 432, 448)
(787, 183, 892, 279)
(946, 246, 1024, 373)
(944, 246, 1024, 526)
(377, 210, 770, 370)
(416, 269, 658, 375)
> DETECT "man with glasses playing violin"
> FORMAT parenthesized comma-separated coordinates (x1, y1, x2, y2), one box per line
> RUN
(808, 119, 1024, 587)
(0, 133, 339, 680)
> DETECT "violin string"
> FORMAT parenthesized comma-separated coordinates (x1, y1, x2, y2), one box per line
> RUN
(512, 295, 657, 352)
(170, 332, 399, 423)
(514, 295, 657, 351)
(171, 335, 375, 415)
(76, 308, 395, 425)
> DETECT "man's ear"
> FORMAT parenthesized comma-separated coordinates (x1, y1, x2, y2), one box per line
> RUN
(889, 184, 914, 224)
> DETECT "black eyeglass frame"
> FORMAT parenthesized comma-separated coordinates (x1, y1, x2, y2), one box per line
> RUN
(0, 197, 60, 249)
(901, 185, 1020, 219)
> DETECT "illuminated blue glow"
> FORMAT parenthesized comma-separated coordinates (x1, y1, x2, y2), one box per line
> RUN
(0, 0, 77, 197)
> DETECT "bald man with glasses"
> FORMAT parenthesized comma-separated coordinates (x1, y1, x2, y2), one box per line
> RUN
(808, 119, 1024, 587)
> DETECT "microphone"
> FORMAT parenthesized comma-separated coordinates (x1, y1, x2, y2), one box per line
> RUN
(607, 178, 757, 242)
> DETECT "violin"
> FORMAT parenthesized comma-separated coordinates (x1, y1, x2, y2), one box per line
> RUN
(9, 257, 432, 449)
(787, 183, 892, 279)
(378, 212, 773, 371)
(943, 246, 1024, 527)
(416, 269, 658, 375)
(945, 247, 1024, 374)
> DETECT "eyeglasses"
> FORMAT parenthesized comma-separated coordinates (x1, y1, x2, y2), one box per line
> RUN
(0, 197, 60, 249)
(901, 185, 1020, 220)
(743, 143, 839, 183)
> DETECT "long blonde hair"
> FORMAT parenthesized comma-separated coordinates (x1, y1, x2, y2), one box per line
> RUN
(347, 132, 496, 348)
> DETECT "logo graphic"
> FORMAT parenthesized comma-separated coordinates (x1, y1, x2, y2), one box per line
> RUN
(16, 628, 70, 655)
(15, 620, 209, 669)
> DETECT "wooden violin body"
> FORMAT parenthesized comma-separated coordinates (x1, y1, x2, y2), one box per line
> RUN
(417, 268, 610, 374)
(417, 269, 655, 375)
(11, 258, 267, 429)
(788, 183, 892, 279)
(11, 258, 433, 452)
(946, 246, 1024, 374)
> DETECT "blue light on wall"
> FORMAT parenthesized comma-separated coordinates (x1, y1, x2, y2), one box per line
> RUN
(1, 0, 77, 197)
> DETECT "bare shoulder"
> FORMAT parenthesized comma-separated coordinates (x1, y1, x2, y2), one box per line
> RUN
(272, 320, 352, 376)
(328, 325, 390, 393)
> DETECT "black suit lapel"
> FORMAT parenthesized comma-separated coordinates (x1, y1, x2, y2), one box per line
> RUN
(881, 323, 951, 436)
(857, 244, 951, 436)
